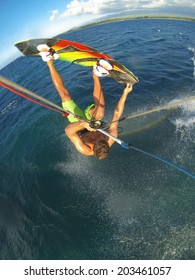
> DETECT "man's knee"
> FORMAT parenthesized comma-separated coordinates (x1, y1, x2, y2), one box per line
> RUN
(94, 108, 104, 120)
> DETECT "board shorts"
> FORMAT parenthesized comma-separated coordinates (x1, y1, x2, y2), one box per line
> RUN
(62, 100, 95, 123)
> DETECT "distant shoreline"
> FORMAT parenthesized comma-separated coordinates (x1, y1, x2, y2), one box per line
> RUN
(64, 15, 195, 34)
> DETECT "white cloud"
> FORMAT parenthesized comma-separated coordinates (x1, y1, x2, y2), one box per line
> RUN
(57, 0, 109, 19)
(49, 10, 59, 22)
(52, 0, 195, 20)
(142, 0, 166, 9)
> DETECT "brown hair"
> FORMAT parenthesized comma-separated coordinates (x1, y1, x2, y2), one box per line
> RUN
(93, 140, 109, 160)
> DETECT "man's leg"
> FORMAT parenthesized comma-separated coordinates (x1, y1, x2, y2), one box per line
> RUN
(88, 73, 105, 120)
(37, 44, 72, 102)
(47, 60, 72, 102)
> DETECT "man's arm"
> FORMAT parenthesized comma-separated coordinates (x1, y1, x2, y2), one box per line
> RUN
(65, 122, 94, 156)
(108, 84, 133, 146)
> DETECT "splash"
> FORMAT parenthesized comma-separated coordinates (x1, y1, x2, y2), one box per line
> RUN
(178, 100, 195, 127)
(173, 100, 195, 142)
(188, 46, 195, 78)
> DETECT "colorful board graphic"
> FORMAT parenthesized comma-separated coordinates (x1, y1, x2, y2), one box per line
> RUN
(15, 38, 139, 85)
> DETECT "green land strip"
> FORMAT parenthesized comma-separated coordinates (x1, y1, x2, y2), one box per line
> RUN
(82, 15, 195, 28)
(64, 15, 195, 34)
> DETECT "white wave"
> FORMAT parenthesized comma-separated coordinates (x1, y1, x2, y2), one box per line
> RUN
(188, 46, 195, 78)
(188, 46, 195, 53)
(1, 100, 17, 115)
(181, 99, 195, 111)
(177, 100, 195, 128)
(172, 99, 195, 142)
(174, 116, 195, 129)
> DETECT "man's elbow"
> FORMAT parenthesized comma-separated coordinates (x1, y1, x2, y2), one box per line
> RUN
(65, 126, 72, 137)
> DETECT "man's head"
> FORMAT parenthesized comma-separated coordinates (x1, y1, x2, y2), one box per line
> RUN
(93, 140, 109, 160)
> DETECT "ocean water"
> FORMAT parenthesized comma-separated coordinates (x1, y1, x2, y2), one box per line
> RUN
(0, 19, 195, 260)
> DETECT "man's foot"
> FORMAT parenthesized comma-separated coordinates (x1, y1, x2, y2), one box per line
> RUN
(93, 59, 113, 77)
(37, 44, 59, 62)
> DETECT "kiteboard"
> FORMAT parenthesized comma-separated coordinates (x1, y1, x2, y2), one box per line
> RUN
(15, 38, 139, 86)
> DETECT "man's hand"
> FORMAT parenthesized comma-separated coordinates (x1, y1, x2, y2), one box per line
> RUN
(83, 122, 96, 132)
(124, 83, 133, 95)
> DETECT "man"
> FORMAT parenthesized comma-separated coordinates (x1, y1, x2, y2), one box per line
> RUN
(38, 45, 133, 159)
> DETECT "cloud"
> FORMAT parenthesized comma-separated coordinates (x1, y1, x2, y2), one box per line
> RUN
(50, 0, 195, 20)
(57, 0, 107, 19)
(142, 0, 194, 9)
(142, 0, 166, 9)
(49, 10, 59, 22)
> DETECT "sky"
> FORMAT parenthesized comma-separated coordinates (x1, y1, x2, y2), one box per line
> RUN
(0, 0, 195, 70)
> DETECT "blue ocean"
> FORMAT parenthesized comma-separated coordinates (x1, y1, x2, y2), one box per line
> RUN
(0, 19, 195, 260)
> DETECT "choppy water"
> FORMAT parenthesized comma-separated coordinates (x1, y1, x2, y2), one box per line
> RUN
(0, 19, 195, 260)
